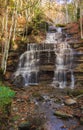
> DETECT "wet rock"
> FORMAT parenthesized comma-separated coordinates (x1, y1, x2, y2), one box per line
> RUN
(18, 122, 31, 130)
(54, 110, 73, 118)
(80, 117, 83, 125)
(64, 98, 77, 105)
(43, 95, 50, 101)
(12, 74, 24, 87)
(48, 26, 57, 32)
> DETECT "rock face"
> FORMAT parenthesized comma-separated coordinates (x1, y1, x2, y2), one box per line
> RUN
(63, 26, 83, 89)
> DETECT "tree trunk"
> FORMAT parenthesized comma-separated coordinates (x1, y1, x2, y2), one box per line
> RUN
(80, 8, 83, 39)
(65, 0, 68, 24)
(1, 11, 14, 74)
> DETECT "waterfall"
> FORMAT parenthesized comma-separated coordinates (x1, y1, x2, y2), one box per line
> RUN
(13, 26, 74, 88)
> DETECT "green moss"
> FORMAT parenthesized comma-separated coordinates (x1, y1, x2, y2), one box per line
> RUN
(72, 89, 83, 96)
(56, 24, 66, 27)
(12, 115, 20, 121)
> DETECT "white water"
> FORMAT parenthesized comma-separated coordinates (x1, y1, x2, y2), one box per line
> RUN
(51, 28, 74, 88)
(45, 32, 57, 43)
(14, 45, 39, 86)
(52, 42, 74, 88)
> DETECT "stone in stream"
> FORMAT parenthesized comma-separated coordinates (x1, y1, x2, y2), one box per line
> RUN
(64, 98, 77, 105)
(54, 110, 73, 118)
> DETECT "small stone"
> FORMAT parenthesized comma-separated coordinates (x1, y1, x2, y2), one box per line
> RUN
(64, 98, 77, 105)
(21, 118, 25, 121)
(61, 103, 65, 106)
(13, 107, 18, 111)
(14, 121, 18, 124)
(43, 95, 50, 102)
(17, 99, 21, 102)
(17, 99, 24, 102)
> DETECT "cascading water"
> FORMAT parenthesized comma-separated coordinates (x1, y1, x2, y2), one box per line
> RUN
(13, 44, 39, 86)
(45, 26, 75, 89)
(52, 41, 74, 88)
(13, 26, 74, 88)
(45, 32, 56, 43)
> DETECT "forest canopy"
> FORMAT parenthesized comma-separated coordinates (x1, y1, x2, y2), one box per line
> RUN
(0, 0, 83, 74)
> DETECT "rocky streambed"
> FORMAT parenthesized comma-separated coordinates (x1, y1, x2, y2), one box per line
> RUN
(6, 85, 83, 130)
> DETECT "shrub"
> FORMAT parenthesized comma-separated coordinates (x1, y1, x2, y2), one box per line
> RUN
(0, 85, 15, 114)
